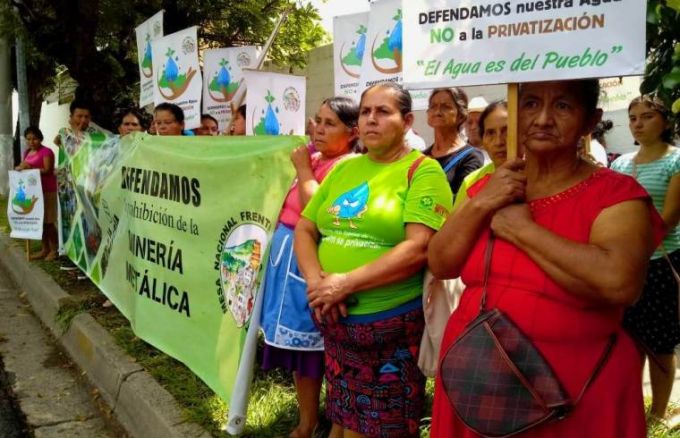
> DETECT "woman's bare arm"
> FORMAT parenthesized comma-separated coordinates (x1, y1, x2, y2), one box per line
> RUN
(491, 200, 655, 306)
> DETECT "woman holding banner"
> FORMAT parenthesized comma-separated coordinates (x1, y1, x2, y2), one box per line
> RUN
(611, 95, 680, 420)
(260, 97, 358, 438)
(424, 87, 484, 196)
(15, 127, 58, 261)
(295, 82, 452, 437)
(428, 79, 665, 437)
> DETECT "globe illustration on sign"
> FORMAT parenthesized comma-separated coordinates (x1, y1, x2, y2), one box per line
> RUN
(156, 47, 198, 100)
(339, 24, 368, 78)
(371, 8, 402, 74)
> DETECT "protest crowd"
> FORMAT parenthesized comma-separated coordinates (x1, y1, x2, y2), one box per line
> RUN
(5, 3, 680, 438)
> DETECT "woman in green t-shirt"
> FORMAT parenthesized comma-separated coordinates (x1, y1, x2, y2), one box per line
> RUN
(295, 82, 452, 437)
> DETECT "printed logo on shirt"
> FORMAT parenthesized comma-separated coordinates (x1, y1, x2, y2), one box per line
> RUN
(328, 182, 369, 229)
(419, 196, 434, 209)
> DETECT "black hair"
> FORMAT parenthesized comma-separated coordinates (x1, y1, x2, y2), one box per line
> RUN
(628, 95, 674, 143)
(201, 114, 218, 125)
(578, 79, 601, 116)
(519, 79, 601, 117)
(24, 126, 44, 141)
(115, 108, 149, 130)
(359, 81, 412, 117)
(69, 99, 92, 115)
(428, 87, 469, 131)
(478, 100, 508, 136)
(236, 105, 247, 119)
(154, 103, 184, 123)
(322, 96, 359, 129)
(592, 119, 613, 148)
(321, 96, 360, 150)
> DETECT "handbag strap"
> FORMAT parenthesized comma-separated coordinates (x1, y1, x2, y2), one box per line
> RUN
(407, 154, 427, 187)
(442, 146, 474, 174)
(479, 234, 495, 313)
(480, 235, 618, 406)
(572, 333, 617, 405)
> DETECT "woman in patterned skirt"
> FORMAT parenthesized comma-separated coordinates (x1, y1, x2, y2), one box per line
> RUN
(295, 82, 452, 437)
(611, 95, 680, 420)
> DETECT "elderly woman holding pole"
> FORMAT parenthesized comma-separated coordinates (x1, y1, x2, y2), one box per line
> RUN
(295, 82, 452, 437)
(429, 79, 665, 437)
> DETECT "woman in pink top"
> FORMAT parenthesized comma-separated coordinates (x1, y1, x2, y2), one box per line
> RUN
(260, 97, 359, 438)
(15, 127, 58, 260)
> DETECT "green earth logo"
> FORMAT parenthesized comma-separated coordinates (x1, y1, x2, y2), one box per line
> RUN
(141, 33, 153, 79)
(339, 24, 367, 79)
(208, 58, 241, 103)
(219, 224, 268, 327)
(371, 9, 402, 74)
(157, 47, 197, 101)
(11, 179, 38, 215)
(252, 90, 282, 135)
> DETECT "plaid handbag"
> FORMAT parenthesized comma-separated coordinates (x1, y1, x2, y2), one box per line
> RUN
(439, 236, 616, 437)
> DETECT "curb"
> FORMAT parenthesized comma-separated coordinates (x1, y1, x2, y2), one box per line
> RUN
(0, 234, 212, 438)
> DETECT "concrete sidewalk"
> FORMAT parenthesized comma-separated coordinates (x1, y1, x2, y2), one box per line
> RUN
(0, 265, 117, 437)
(0, 234, 210, 438)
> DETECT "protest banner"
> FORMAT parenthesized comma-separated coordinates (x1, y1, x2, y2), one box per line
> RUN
(358, 0, 430, 110)
(7, 169, 43, 240)
(333, 12, 370, 100)
(152, 27, 203, 129)
(402, 0, 646, 89)
(243, 71, 306, 136)
(56, 124, 113, 253)
(135, 11, 164, 107)
(202, 46, 259, 132)
(57, 132, 301, 404)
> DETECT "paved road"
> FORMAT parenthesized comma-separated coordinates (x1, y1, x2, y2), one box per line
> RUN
(0, 356, 28, 438)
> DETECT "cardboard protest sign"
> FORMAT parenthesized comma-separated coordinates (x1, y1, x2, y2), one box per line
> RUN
(7, 170, 44, 240)
(135, 11, 164, 107)
(403, 0, 646, 88)
(359, 0, 430, 110)
(202, 47, 259, 132)
(599, 75, 642, 113)
(334, 12, 370, 100)
(152, 27, 203, 129)
(56, 132, 300, 403)
(243, 71, 306, 136)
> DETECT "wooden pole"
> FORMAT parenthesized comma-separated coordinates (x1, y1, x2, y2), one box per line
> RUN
(224, 9, 291, 134)
(506, 83, 519, 160)
(25, 239, 30, 261)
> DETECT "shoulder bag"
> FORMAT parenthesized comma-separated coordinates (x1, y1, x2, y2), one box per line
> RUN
(439, 235, 616, 437)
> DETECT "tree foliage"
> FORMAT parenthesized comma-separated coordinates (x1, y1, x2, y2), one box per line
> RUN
(0, 0, 328, 129)
(642, 0, 680, 135)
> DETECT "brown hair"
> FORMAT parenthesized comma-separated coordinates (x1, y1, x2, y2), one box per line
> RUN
(428, 87, 469, 132)
(628, 95, 673, 143)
